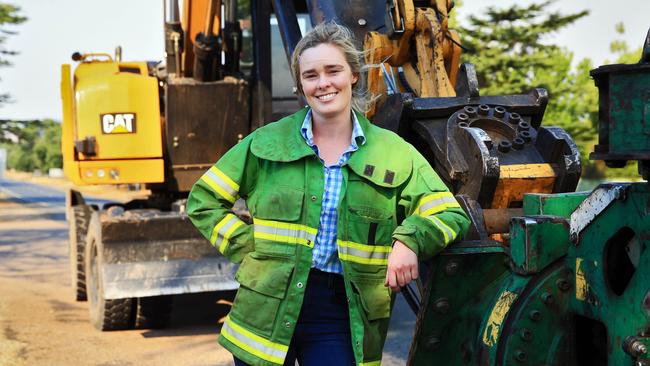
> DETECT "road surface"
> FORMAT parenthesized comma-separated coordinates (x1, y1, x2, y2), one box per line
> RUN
(0, 177, 416, 365)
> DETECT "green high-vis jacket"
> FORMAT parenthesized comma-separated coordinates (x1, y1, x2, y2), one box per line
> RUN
(187, 108, 470, 366)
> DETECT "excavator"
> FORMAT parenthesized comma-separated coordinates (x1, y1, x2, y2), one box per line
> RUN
(62, 0, 649, 364)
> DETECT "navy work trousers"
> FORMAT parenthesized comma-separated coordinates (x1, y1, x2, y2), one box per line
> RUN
(233, 268, 355, 366)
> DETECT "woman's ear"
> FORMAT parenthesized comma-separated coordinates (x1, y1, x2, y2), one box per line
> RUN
(352, 73, 359, 85)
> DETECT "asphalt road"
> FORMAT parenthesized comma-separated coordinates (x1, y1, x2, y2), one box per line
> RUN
(0, 177, 418, 365)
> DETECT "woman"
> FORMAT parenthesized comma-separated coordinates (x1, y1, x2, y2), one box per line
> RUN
(187, 22, 470, 366)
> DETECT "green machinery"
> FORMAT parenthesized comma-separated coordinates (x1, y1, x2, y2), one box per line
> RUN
(408, 31, 650, 365)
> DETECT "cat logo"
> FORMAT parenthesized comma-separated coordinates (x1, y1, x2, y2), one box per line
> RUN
(100, 113, 137, 134)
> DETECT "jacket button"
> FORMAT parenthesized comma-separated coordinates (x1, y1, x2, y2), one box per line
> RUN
(310, 195, 317, 202)
(284, 321, 291, 328)
(297, 282, 304, 288)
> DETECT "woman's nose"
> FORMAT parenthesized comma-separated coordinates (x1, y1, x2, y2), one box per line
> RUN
(317, 75, 331, 89)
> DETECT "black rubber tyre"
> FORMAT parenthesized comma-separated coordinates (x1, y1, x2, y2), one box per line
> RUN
(85, 213, 134, 331)
(68, 205, 92, 301)
(134, 296, 173, 329)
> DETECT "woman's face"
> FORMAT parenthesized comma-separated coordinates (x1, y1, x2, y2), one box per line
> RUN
(298, 43, 358, 121)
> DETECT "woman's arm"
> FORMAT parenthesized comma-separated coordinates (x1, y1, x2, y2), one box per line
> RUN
(385, 147, 471, 291)
(187, 134, 258, 263)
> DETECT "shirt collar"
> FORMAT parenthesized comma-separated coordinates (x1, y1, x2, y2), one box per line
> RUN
(300, 109, 367, 149)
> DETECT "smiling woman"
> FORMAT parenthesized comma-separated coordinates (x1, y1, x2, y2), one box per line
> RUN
(186, 22, 470, 366)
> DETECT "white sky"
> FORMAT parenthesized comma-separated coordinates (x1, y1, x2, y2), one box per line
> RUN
(0, 0, 648, 121)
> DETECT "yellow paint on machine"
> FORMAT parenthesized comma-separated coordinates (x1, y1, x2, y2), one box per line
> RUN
(482, 290, 518, 347)
(491, 163, 557, 209)
(575, 257, 588, 301)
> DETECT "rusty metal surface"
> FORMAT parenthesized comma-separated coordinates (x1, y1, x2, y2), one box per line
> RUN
(569, 183, 630, 243)
(103, 257, 237, 299)
(98, 209, 237, 300)
(164, 78, 250, 192)
(483, 208, 523, 234)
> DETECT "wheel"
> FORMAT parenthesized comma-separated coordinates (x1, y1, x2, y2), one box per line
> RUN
(68, 205, 92, 301)
(134, 296, 173, 329)
(85, 213, 134, 331)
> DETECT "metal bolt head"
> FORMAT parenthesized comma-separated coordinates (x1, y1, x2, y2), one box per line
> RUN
(445, 261, 459, 276)
(508, 112, 521, 124)
(515, 349, 528, 362)
(434, 298, 450, 313)
(520, 328, 533, 341)
(478, 104, 490, 115)
(457, 112, 469, 123)
(358, 18, 367, 26)
(541, 292, 554, 304)
(463, 106, 477, 117)
(494, 106, 506, 118)
(556, 278, 571, 291)
(529, 309, 542, 322)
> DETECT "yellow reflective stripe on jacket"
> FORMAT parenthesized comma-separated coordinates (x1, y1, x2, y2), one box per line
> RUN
(337, 240, 392, 265)
(200, 166, 240, 203)
(359, 361, 381, 366)
(221, 316, 289, 365)
(253, 218, 317, 247)
(210, 213, 245, 254)
(427, 215, 457, 244)
(416, 192, 460, 217)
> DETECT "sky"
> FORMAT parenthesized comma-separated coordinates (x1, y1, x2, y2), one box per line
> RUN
(0, 0, 649, 121)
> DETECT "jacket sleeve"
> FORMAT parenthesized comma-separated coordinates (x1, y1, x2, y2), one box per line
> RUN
(187, 134, 258, 263)
(392, 147, 471, 260)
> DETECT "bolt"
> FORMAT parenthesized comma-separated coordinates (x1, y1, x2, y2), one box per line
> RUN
(458, 122, 469, 128)
(624, 336, 649, 357)
(478, 104, 490, 115)
(512, 137, 525, 150)
(541, 292, 554, 304)
(494, 106, 506, 118)
(517, 121, 531, 131)
(427, 337, 441, 350)
(508, 112, 521, 124)
(556, 278, 571, 292)
(434, 298, 450, 313)
(520, 328, 533, 341)
(515, 349, 528, 362)
(358, 18, 367, 26)
(457, 113, 469, 123)
(529, 310, 542, 322)
(445, 261, 459, 276)
(519, 130, 532, 142)
(498, 140, 512, 153)
(464, 106, 477, 117)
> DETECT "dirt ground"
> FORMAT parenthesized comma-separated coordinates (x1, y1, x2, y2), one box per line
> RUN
(0, 190, 236, 366)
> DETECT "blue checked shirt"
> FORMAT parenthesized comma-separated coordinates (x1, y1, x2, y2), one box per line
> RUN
(300, 109, 366, 274)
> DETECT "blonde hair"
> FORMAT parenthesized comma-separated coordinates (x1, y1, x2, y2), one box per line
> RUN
(290, 21, 368, 113)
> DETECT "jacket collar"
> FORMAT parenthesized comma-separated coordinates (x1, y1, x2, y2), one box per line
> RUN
(250, 107, 411, 188)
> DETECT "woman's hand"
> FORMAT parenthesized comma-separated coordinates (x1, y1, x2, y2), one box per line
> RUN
(384, 240, 418, 292)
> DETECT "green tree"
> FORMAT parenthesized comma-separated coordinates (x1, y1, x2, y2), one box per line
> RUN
(0, 3, 27, 105)
(2, 119, 62, 172)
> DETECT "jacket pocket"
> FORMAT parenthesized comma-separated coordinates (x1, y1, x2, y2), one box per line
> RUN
(347, 205, 394, 246)
(350, 273, 391, 321)
(253, 187, 304, 222)
(230, 251, 295, 337)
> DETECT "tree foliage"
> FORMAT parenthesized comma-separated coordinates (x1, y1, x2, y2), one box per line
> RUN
(1, 119, 62, 172)
(0, 3, 26, 104)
